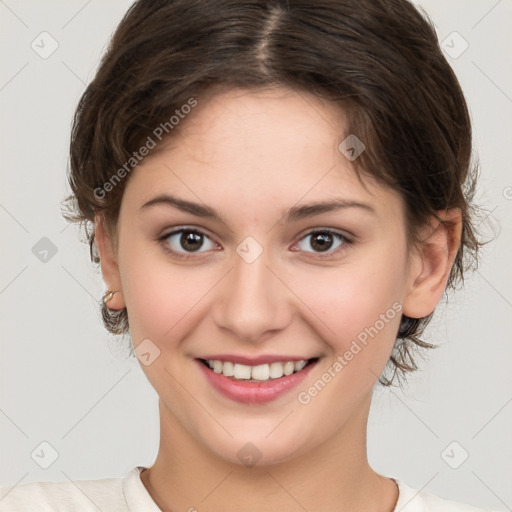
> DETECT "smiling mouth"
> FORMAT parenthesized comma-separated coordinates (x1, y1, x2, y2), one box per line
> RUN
(198, 358, 319, 382)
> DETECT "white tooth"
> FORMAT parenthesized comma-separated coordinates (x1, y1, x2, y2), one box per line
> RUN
(233, 363, 252, 380)
(208, 359, 308, 380)
(283, 361, 295, 376)
(251, 364, 270, 381)
(294, 360, 307, 371)
(269, 362, 284, 378)
(222, 361, 234, 377)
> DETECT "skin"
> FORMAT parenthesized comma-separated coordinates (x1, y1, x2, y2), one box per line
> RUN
(95, 87, 462, 512)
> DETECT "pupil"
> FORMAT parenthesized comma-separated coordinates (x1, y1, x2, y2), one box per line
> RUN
(311, 233, 332, 252)
(181, 231, 202, 252)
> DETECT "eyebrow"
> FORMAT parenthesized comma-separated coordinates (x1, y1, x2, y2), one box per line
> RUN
(140, 193, 376, 223)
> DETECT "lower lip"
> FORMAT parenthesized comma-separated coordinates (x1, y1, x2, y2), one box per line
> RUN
(196, 359, 317, 404)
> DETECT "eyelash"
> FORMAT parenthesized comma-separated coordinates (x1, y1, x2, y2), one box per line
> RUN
(158, 226, 353, 260)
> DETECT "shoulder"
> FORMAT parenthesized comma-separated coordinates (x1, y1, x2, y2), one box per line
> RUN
(394, 479, 499, 512)
(0, 472, 127, 512)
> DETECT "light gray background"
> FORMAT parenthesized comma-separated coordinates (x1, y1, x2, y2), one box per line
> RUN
(1, 0, 511, 510)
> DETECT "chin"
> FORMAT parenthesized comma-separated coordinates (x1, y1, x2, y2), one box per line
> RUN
(204, 431, 310, 469)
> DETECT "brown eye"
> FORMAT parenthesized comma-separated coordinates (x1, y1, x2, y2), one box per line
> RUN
(180, 231, 204, 252)
(296, 230, 348, 255)
(161, 228, 217, 255)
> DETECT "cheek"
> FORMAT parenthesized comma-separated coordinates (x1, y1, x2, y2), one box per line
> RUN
(291, 258, 407, 413)
(118, 239, 204, 342)
(287, 252, 407, 356)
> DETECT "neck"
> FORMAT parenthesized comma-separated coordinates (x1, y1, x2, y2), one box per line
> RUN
(140, 392, 399, 512)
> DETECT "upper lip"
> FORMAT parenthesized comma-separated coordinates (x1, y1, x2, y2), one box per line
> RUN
(198, 354, 317, 365)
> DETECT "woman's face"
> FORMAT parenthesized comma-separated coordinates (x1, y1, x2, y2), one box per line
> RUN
(105, 87, 428, 466)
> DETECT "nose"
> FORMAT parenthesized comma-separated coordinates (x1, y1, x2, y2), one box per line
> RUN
(212, 246, 293, 344)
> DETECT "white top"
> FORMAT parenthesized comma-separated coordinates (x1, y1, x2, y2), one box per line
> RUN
(0, 466, 498, 511)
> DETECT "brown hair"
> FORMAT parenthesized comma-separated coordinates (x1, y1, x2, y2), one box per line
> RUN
(62, 0, 487, 386)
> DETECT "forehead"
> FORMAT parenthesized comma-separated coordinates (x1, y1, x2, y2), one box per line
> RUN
(176, 86, 345, 163)
(123, 87, 404, 225)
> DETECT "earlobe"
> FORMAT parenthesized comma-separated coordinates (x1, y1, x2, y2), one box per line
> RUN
(94, 214, 125, 310)
(402, 208, 462, 319)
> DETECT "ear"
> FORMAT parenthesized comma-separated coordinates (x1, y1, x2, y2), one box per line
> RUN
(94, 214, 126, 310)
(402, 208, 462, 319)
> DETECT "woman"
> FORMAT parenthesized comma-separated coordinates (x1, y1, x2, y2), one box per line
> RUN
(0, 0, 497, 510)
